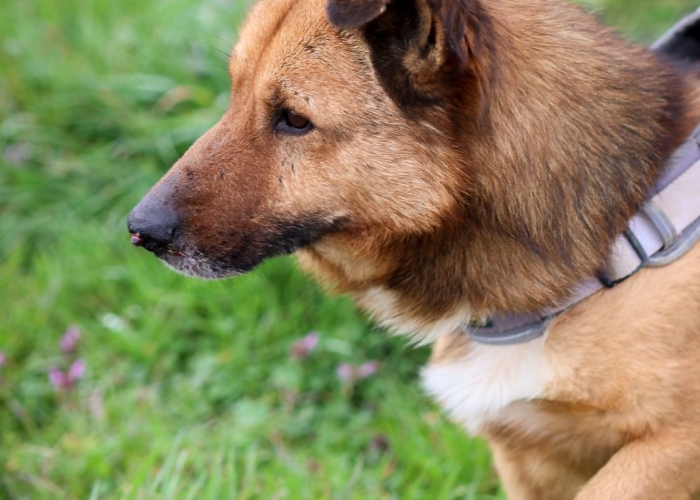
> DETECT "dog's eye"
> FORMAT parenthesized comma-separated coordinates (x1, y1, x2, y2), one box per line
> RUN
(276, 110, 313, 134)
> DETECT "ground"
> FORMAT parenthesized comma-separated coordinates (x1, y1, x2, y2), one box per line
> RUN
(0, 0, 696, 498)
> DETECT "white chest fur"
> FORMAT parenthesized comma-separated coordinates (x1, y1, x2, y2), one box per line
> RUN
(422, 338, 553, 434)
(358, 286, 553, 433)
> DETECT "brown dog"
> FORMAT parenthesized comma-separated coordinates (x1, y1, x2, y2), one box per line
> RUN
(128, 0, 700, 497)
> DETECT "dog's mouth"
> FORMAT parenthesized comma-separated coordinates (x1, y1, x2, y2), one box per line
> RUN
(129, 215, 345, 279)
(129, 231, 257, 279)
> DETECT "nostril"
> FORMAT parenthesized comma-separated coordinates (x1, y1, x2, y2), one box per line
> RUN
(130, 233, 144, 247)
(127, 222, 174, 255)
(127, 202, 180, 256)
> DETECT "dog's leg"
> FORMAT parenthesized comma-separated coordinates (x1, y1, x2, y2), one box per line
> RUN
(426, 334, 587, 498)
(575, 429, 700, 500)
(490, 440, 586, 500)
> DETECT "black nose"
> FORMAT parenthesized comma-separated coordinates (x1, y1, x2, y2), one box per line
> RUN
(127, 196, 180, 255)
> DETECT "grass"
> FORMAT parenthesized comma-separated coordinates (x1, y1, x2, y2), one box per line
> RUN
(0, 0, 697, 498)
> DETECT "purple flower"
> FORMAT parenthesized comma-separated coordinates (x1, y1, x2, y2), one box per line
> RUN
(358, 360, 379, 378)
(290, 331, 320, 360)
(69, 359, 86, 379)
(0, 351, 5, 369)
(49, 359, 86, 391)
(48, 368, 64, 388)
(336, 363, 355, 382)
(337, 360, 380, 383)
(59, 326, 81, 354)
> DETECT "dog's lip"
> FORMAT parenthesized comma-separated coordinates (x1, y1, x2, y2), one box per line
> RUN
(128, 230, 184, 258)
(165, 245, 186, 258)
(140, 242, 186, 261)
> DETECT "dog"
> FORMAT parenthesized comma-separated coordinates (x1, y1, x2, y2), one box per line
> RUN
(127, 0, 700, 497)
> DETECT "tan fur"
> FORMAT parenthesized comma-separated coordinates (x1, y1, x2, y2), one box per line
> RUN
(130, 0, 700, 497)
(429, 243, 700, 498)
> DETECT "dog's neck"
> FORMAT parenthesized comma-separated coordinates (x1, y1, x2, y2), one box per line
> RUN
(300, 0, 700, 340)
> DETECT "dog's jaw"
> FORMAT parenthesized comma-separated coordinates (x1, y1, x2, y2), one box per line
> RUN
(357, 286, 473, 345)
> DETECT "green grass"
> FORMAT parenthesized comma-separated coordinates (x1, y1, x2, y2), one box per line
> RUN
(0, 0, 697, 498)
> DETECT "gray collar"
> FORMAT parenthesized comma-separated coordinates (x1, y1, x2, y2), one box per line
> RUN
(465, 10, 700, 346)
(466, 116, 700, 346)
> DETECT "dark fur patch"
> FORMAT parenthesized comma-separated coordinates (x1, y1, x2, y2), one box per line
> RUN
(361, 0, 443, 107)
(346, 0, 497, 124)
(427, 0, 485, 65)
(326, 0, 389, 30)
(210, 216, 345, 275)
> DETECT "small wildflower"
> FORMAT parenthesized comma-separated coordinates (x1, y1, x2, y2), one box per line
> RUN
(49, 359, 86, 391)
(358, 360, 379, 378)
(49, 368, 64, 388)
(337, 362, 355, 382)
(59, 326, 81, 354)
(68, 359, 86, 380)
(337, 360, 380, 383)
(290, 331, 320, 360)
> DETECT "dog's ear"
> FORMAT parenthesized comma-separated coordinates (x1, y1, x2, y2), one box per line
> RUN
(327, 0, 485, 67)
(424, 0, 485, 66)
(326, 0, 391, 30)
(327, 0, 492, 110)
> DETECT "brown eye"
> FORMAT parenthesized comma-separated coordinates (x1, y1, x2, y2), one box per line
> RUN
(275, 109, 313, 135)
(285, 110, 310, 129)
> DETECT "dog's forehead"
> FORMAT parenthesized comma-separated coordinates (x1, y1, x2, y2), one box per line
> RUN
(234, 0, 331, 65)
(229, 0, 374, 105)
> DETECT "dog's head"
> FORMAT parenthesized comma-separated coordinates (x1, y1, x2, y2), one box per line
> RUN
(127, 0, 492, 279)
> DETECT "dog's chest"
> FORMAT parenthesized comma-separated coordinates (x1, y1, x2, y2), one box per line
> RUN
(422, 335, 554, 434)
(422, 337, 628, 473)
(484, 399, 627, 471)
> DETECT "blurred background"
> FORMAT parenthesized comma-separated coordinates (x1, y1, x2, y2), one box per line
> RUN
(0, 0, 697, 498)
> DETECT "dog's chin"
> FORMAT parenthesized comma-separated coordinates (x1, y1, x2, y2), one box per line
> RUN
(157, 251, 246, 280)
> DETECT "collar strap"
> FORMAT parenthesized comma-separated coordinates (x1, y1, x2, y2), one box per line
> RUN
(466, 123, 700, 346)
